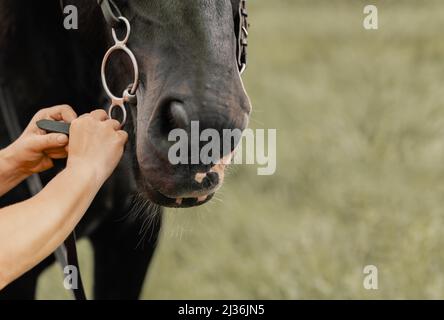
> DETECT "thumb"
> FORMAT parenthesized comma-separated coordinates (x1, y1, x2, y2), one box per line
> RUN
(32, 133, 69, 151)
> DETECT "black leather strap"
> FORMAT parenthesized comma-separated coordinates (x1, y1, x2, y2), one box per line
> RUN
(37, 119, 71, 135)
(65, 232, 86, 300)
(97, 0, 123, 28)
(236, 0, 249, 73)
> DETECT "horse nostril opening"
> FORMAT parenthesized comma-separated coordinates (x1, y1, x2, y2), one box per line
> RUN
(158, 100, 189, 137)
(169, 101, 189, 130)
(203, 172, 219, 189)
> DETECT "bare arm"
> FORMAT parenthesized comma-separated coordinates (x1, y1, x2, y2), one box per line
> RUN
(0, 109, 127, 290)
(0, 148, 29, 196)
(0, 164, 102, 289)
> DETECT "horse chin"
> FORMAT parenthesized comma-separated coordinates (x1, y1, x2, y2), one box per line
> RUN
(134, 152, 232, 208)
(143, 187, 215, 208)
(136, 177, 216, 208)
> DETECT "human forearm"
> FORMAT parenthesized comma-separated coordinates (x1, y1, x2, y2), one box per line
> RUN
(0, 147, 29, 197)
(0, 164, 104, 289)
(0, 108, 126, 290)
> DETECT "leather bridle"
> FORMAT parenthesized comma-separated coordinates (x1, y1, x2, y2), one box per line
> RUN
(236, 0, 249, 74)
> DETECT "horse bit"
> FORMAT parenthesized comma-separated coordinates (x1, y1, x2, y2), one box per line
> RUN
(98, 0, 138, 127)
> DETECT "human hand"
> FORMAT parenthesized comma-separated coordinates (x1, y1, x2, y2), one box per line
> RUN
(66, 109, 128, 185)
(4, 105, 77, 176)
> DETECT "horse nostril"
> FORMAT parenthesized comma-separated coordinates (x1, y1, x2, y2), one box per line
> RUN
(168, 101, 189, 130)
(157, 100, 189, 138)
(202, 172, 219, 189)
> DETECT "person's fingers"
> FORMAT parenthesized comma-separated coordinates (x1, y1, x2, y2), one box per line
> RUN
(35, 105, 77, 122)
(45, 149, 68, 159)
(26, 105, 77, 135)
(32, 133, 69, 152)
(90, 109, 109, 121)
(53, 105, 77, 122)
(75, 114, 88, 120)
(44, 146, 68, 154)
(105, 119, 122, 130)
(116, 130, 128, 144)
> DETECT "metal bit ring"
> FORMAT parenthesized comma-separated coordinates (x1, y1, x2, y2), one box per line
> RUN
(101, 16, 139, 126)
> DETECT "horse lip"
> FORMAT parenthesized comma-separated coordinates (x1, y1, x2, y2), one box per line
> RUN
(161, 186, 219, 199)
(158, 189, 214, 205)
(152, 189, 215, 208)
(138, 177, 215, 208)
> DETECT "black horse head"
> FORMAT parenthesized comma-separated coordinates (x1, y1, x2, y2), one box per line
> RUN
(1, 0, 251, 208)
(73, 0, 251, 207)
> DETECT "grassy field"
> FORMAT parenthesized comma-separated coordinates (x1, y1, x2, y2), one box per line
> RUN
(38, 0, 444, 299)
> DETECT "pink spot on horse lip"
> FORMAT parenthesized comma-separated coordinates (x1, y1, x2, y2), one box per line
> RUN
(194, 152, 233, 184)
(217, 152, 233, 166)
(177, 152, 234, 203)
(194, 172, 207, 183)
(179, 188, 214, 198)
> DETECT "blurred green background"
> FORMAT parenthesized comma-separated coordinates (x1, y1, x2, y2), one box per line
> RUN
(38, 0, 444, 299)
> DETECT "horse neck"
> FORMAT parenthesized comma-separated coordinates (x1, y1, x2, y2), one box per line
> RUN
(0, 0, 108, 123)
